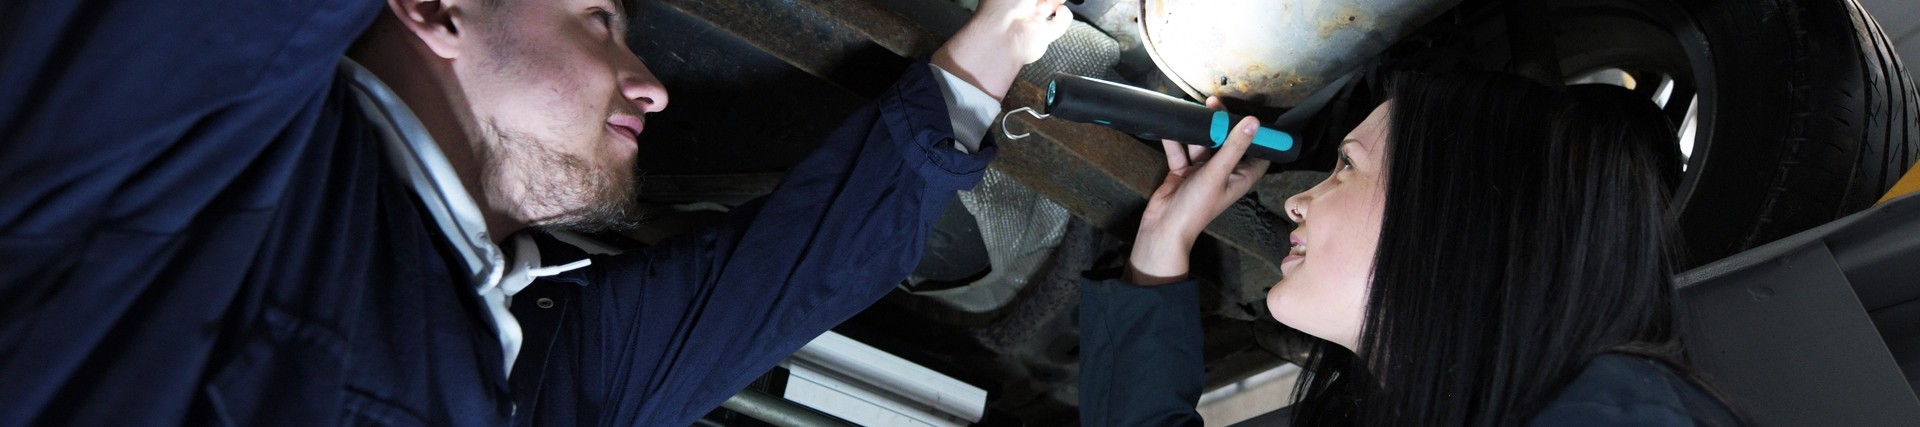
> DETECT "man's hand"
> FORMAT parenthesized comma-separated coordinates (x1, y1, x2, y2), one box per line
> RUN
(932, 0, 1072, 101)
(1127, 98, 1272, 285)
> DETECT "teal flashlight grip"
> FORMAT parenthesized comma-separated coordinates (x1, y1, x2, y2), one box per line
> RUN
(1208, 111, 1299, 163)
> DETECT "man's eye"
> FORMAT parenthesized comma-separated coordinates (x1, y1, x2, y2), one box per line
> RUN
(592, 9, 615, 28)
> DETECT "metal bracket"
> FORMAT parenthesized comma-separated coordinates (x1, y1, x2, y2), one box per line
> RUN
(999, 107, 1050, 140)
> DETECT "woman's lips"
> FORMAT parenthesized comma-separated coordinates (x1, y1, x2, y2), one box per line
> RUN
(1282, 234, 1305, 266)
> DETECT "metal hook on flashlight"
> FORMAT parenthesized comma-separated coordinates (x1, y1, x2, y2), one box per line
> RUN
(1000, 107, 1050, 140)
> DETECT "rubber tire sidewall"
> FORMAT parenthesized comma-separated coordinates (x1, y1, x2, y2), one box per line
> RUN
(1669, 0, 1920, 265)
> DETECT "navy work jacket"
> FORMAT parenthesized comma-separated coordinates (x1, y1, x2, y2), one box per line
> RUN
(1077, 278, 1743, 426)
(0, 0, 991, 425)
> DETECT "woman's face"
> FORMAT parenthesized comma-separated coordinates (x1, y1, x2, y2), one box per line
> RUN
(1270, 102, 1391, 351)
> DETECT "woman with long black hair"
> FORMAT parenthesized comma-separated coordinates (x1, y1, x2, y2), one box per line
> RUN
(1078, 72, 1742, 426)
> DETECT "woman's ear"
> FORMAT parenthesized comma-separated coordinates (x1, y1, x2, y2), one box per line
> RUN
(387, 0, 467, 59)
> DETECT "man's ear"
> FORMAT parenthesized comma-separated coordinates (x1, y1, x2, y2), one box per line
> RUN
(387, 0, 467, 59)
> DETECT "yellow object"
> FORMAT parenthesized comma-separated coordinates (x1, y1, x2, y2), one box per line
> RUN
(1882, 157, 1920, 205)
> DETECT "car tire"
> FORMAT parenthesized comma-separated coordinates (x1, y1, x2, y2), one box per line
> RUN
(1657, 0, 1919, 264)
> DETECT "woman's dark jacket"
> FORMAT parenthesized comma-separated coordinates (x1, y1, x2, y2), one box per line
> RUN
(1077, 277, 1741, 426)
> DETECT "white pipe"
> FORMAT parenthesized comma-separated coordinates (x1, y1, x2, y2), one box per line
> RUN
(785, 331, 988, 423)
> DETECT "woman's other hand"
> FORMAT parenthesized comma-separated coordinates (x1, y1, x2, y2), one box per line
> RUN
(1128, 97, 1272, 285)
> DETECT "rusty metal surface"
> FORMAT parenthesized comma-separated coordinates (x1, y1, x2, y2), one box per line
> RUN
(626, 0, 874, 174)
(804, 0, 947, 57)
(653, 0, 944, 97)
(1140, 0, 1460, 108)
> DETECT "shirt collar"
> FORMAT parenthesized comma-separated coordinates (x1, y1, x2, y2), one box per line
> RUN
(338, 59, 590, 295)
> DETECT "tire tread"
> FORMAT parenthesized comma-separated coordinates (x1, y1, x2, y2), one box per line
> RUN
(1738, 0, 1919, 252)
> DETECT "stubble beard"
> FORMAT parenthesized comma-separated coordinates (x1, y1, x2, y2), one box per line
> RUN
(482, 121, 642, 234)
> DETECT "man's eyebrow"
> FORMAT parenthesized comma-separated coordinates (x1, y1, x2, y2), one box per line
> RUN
(613, 0, 633, 38)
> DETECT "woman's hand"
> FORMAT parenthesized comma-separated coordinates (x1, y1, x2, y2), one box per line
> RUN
(1128, 98, 1272, 285)
(932, 0, 1072, 101)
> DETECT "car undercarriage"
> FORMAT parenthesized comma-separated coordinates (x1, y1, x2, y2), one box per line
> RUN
(596, 0, 1920, 425)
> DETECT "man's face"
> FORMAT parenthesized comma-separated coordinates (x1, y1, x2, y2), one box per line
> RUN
(456, 0, 667, 232)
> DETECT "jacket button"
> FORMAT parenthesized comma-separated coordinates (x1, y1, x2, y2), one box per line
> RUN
(536, 298, 555, 309)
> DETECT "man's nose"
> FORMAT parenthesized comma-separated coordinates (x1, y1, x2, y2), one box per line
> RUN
(620, 56, 669, 114)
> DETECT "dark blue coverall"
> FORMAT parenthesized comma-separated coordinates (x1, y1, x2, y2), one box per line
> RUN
(1077, 278, 1744, 426)
(0, 0, 990, 425)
